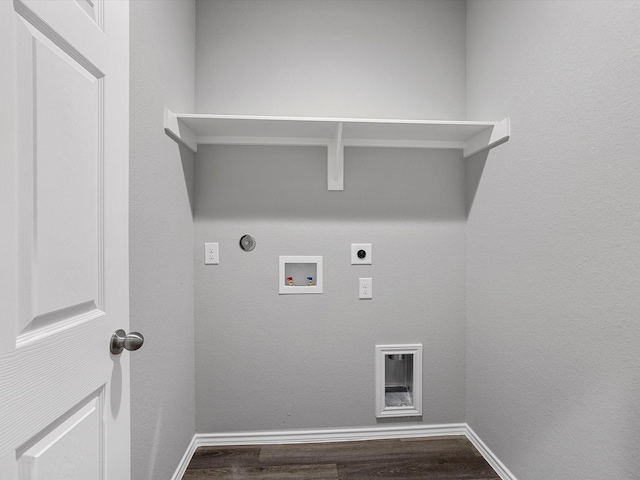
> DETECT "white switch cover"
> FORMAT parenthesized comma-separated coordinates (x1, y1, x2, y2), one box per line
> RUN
(359, 278, 372, 299)
(205, 242, 219, 265)
(351, 243, 372, 265)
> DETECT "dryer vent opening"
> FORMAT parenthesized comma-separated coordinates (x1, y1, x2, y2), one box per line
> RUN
(375, 344, 422, 418)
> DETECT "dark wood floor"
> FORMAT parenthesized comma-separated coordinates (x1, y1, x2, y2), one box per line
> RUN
(182, 436, 500, 479)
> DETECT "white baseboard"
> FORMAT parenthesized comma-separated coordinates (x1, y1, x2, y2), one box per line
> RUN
(171, 423, 516, 480)
(170, 434, 198, 480)
(196, 423, 467, 446)
(464, 425, 518, 480)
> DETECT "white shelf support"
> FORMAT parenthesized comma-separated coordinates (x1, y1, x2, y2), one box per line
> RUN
(463, 117, 510, 158)
(328, 122, 344, 191)
(164, 108, 198, 153)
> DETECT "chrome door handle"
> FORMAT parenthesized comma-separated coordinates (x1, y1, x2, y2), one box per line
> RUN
(110, 329, 144, 355)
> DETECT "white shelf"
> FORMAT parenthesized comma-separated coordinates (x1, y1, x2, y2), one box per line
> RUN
(164, 108, 510, 191)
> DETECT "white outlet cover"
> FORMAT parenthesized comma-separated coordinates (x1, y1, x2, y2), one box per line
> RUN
(205, 242, 219, 265)
(359, 277, 372, 299)
(351, 243, 372, 265)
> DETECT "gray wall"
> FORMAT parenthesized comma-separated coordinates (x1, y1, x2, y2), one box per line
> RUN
(195, 0, 466, 119)
(129, 1, 196, 479)
(194, 147, 466, 432)
(193, 0, 468, 433)
(466, 1, 640, 479)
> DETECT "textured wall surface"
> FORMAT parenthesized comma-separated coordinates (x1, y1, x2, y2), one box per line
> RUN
(466, 1, 640, 479)
(192, 0, 468, 434)
(129, 1, 196, 479)
(194, 146, 467, 432)
(195, 0, 466, 119)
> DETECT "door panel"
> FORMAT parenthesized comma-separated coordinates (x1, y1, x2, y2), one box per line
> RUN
(0, 1, 130, 479)
(18, 390, 104, 480)
(18, 18, 103, 336)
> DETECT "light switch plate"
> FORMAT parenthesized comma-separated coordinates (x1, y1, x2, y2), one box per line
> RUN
(351, 243, 372, 265)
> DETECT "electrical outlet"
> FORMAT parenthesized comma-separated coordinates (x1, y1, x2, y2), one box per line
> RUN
(205, 242, 219, 265)
(351, 243, 372, 265)
(359, 277, 372, 299)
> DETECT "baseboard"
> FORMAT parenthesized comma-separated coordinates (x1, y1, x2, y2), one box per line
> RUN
(196, 423, 467, 446)
(170, 434, 198, 480)
(171, 423, 515, 480)
(464, 425, 518, 480)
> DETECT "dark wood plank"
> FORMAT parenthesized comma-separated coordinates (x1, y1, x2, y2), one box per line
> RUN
(259, 437, 479, 465)
(336, 457, 500, 480)
(188, 446, 261, 469)
(182, 464, 339, 479)
(400, 435, 467, 442)
(400, 436, 484, 457)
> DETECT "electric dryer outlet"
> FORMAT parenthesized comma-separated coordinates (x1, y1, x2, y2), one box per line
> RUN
(351, 243, 372, 265)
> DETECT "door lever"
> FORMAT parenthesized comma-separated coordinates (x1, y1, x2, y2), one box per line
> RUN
(110, 329, 144, 355)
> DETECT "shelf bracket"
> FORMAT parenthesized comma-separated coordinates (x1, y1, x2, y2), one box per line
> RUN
(164, 108, 198, 153)
(327, 122, 344, 191)
(463, 117, 510, 158)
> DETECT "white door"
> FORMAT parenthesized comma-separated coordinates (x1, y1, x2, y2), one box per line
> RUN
(0, 1, 131, 479)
